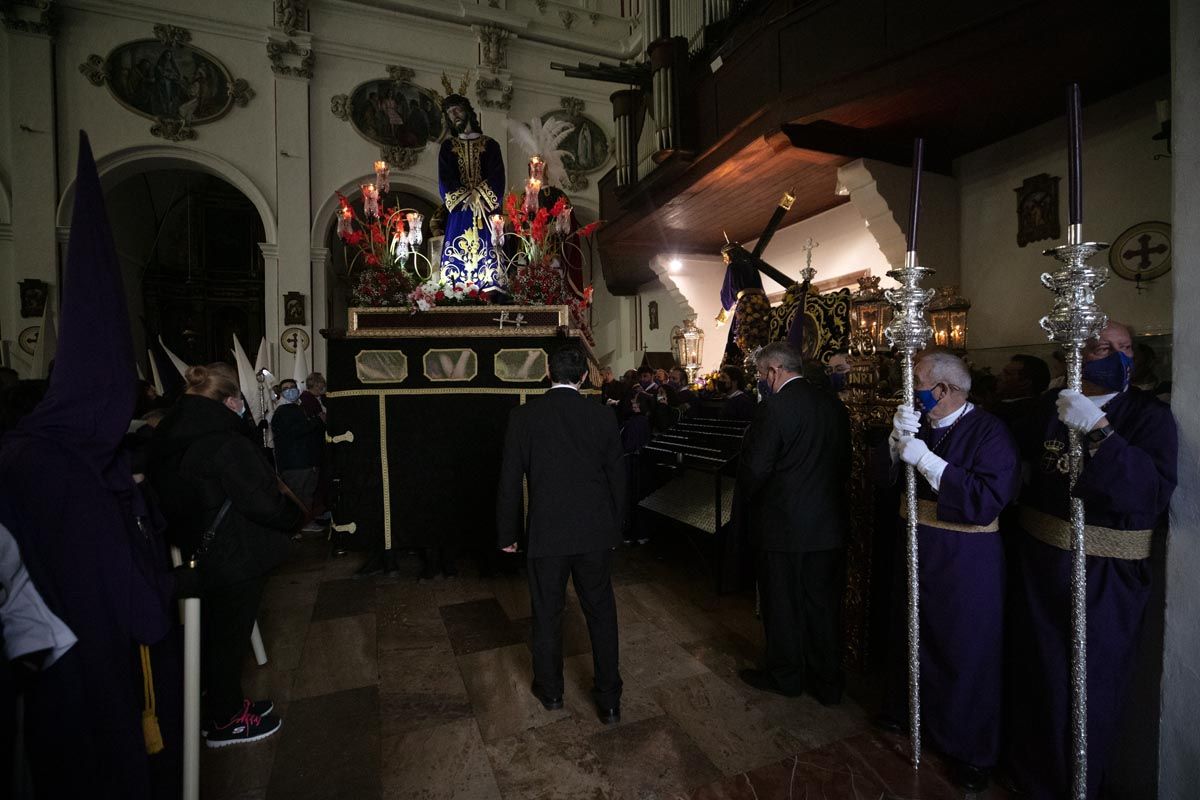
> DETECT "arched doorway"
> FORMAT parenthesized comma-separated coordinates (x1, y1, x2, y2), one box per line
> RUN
(105, 169, 266, 369)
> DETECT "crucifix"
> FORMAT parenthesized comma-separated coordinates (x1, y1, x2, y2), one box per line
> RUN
(285, 329, 304, 352)
(800, 237, 820, 282)
(493, 311, 527, 329)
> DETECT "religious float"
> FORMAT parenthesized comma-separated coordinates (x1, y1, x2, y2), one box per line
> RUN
(322, 96, 601, 573)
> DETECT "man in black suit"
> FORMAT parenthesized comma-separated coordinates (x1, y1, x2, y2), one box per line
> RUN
(736, 342, 851, 703)
(496, 345, 625, 723)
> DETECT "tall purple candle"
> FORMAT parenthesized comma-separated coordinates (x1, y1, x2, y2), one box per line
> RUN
(906, 137, 924, 253)
(1067, 83, 1083, 226)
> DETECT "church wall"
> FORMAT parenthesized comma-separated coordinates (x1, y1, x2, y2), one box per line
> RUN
(1, 0, 621, 381)
(1160, 0, 1200, 792)
(956, 78, 1172, 370)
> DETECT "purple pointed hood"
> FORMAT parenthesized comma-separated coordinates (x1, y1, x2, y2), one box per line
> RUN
(13, 132, 136, 487)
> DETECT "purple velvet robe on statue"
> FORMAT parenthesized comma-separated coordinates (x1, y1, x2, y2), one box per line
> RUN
(886, 406, 1020, 768)
(0, 133, 176, 798)
(1008, 388, 1176, 800)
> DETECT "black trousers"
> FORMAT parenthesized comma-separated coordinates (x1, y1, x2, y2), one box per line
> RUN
(528, 549, 622, 708)
(201, 576, 265, 721)
(758, 547, 845, 699)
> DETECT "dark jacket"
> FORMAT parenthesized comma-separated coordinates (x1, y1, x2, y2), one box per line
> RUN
(737, 376, 851, 552)
(496, 387, 626, 557)
(271, 402, 324, 470)
(149, 394, 302, 584)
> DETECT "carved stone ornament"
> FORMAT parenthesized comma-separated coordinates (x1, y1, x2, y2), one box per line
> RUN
(329, 66, 444, 167)
(559, 10, 576, 29)
(475, 75, 513, 111)
(379, 144, 421, 171)
(79, 23, 254, 142)
(273, 0, 308, 36)
(267, 38, 315, 79)
(1, 0, 57, 37)
(534, 0, 546, 13)
(473, 24, 511, 71)
(330, 94, 351, 121)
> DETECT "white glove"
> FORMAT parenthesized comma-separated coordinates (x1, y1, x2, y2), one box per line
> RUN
(889, 404, 921, 464)
(892, 403, 921, 440)
(1056, 389, 1106, 434)
(898, 436, 949, 491)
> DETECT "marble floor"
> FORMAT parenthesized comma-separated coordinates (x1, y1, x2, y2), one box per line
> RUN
(202, 535, 1015, 800)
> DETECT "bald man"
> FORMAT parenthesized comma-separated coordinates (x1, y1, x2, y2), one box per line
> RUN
(1007, 321, 1177, 799)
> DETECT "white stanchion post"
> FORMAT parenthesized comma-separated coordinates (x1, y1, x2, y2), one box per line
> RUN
(171, 546, 201, 800)
(250, 621, 268, 666)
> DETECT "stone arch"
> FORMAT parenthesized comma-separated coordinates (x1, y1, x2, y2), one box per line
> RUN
(0, 175, 11, 224)
(56, 144, 277, 243)
(309, 174, 440, 371)
(309, 173, 439, 249)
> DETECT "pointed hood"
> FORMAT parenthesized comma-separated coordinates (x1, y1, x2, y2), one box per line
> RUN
(149, 336, 185, 399)
(30, 297, 58, 379)
(158, 334, 189, 380)
(253, 336, 271, 375)
(232, 334, 261, 423)
(293, 344, 309, 392)
(14, 133, 136, 476)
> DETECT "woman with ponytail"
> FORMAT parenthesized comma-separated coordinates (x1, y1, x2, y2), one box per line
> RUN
(149, 362, 303, 747)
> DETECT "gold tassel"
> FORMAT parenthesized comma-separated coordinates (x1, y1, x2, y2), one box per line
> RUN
(140, 644, 165, 755)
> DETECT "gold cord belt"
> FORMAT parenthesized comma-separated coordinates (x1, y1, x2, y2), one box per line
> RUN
(899, 497, 1000, 533)
(1018, 506, 1152, 560)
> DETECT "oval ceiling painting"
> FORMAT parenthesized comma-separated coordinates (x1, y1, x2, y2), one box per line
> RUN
(80, 24, 254, 142)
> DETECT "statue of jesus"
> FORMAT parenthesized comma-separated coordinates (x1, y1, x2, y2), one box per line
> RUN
(437, 94, 506, 291)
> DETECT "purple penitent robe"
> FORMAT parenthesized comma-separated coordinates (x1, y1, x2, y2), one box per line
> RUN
(0, 133, 176, 799)
(886, 405, 1020, 768)
(1007, 388, 1177, 800)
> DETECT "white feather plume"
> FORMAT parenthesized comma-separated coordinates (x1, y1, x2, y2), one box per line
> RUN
(507, 116, 576, 188)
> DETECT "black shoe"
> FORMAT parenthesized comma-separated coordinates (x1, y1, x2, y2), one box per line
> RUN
(530, 683, 563, 711)
(205, 700, 282, 748)
(872, 712, 904, 735)
(354, 554, 384, 579)
(201, 698, 274, 737)
(738, 668, 801, 698)
(951, 761, 990, 793)
(597, 705, 621, 724)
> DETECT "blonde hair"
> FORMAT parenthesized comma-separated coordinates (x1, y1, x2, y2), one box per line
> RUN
(185, 362, 241, 402)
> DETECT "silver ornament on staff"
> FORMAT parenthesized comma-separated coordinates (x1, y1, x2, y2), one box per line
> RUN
(884, 137, 935, 769)
(1040, 82, 1108, 800)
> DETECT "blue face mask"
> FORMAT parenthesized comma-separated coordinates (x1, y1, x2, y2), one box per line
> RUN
(238, 404, 247, 418)
(916, 388, 939, 414)
(282, 387, 301, 403)
(757, 378, 773, 398)
(830, 372, 847, 391)
(1082, 350, 1132, 393)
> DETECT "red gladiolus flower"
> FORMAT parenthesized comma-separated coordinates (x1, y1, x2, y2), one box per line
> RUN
(364, 253, 380, 266)
(575, 221, 602, 239)
(550, 196, 568, 217)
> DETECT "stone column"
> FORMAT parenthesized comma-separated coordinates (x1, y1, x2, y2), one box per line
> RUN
(266, 30, 314, 381)
(258, 242, 281, 374)
(1160, 0, 1200, 794)
(310, 246, 329, 372)
(2, 7, 58, 377)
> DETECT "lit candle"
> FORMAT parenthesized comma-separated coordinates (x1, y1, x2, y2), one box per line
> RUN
(1066, 83, 1083, 229)
(337, 206, 353, 237)
(407, 212, 424, 247)
(361, 183, 379, 218)
(489, 214, 505, 245)
(374, 160, 390, 196)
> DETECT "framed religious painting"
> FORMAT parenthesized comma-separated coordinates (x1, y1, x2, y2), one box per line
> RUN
(79, 24, 253, 142)
(330, 66, 445, 169)
(1014, 173, 1061, 247)
(541, 97, 611, 190)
